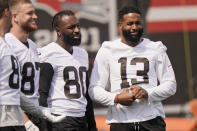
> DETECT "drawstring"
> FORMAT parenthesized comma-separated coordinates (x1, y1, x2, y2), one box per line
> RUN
(137, 122, 139, 131)
(133, 122, 140, 131)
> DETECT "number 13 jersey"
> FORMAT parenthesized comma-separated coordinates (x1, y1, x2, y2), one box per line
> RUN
(39, 42, 88, 117)
(89, 38, 176, 123)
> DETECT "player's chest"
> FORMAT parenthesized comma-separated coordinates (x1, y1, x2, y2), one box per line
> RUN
(17, 48, 38, 60)
(109, 52, 157, 77)
(0, 52, 19, 73)
(17, 51, 39, 74)
(52, 56, 88, 78)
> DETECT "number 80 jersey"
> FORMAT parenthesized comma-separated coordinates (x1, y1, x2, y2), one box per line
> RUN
(39, 42, 89, 117)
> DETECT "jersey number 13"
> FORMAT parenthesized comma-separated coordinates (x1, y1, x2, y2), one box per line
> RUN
(118, 57, 149, 88)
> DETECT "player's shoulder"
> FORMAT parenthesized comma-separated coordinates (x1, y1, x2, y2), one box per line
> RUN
(4, 33, 14, 46)
(39, 42, 55, 53)
(27, 39, 37, 49)
(73, 46, 88, 55)
(101, 38, 120, 48)
(73, 46, 88, 61)
(38, 42, 56, 60)
(0, 37, 6, 49)
(99, 38, 121, 55)
(0, 37, 9, 57)
(142, 38, 167, 53)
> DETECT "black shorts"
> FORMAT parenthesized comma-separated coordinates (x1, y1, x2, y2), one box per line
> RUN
(0, 126, 26, 131)
(110, 116, 166, 131)
(51, 116, 88, 131)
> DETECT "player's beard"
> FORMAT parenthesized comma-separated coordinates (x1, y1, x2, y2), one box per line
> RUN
(22, 20, 38, 33)
(122, 28, 143, 43)
(62, 32, 81, 46)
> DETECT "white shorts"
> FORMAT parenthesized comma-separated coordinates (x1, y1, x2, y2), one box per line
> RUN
(0, 105, 24, 127)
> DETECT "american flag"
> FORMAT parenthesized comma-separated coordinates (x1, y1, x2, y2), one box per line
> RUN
(147, 0, 197, 33)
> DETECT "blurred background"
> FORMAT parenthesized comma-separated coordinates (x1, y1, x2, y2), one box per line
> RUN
(30, 0, 197, 130)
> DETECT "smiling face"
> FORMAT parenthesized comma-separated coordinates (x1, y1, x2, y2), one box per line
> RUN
(57, 15, 81, 46)
(120, 12, 143, 45)
(13, 3, 37, 32)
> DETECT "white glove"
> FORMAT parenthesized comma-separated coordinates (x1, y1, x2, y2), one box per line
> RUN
(40, 107, 66, 123)
(24, 120, 39, 131)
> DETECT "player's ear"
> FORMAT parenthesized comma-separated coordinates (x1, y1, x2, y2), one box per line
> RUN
(12, 13, 18, 24)
(118, 21, 122, 28)
(117, 22, 122, 35)
(55, 27, 61, 37)
(4, 8, 9, 17)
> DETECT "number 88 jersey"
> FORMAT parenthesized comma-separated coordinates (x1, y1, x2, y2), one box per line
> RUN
(5, 33, 40, 105)
(0, 37, 21, 105)
(39, 42, 89, 117)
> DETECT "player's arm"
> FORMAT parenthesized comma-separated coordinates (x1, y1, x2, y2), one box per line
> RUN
(145, 52, 177, 102)
(23, 112, 39, 131)
(85, 73, 97, 131)
(20, 92, 66, 122)
(88, 47, 116, 106)
(38, 62, 54, 130)
(39, 62, 54, 107)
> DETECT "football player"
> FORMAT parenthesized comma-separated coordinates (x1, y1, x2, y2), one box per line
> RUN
(0, 0, 65, 131)
(38, 10, 97, 131)
(89, 6, 177, 131)
(0, 0, 25, 130)
(5, 0, 42, 130)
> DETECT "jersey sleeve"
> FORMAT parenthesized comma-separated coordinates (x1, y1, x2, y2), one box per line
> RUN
(85, 73, 97, 131)
(88, 44, 116, 106)
(39, 62, 54, 107)
(145, 51, 177, 102)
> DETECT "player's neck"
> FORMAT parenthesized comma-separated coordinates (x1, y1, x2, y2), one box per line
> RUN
(0, 28, 5, 38)
(0, 19, 8, 37)
(10, 26, 29, 43)
(121, 37, 143, 47)
(57, 39, 73, 54)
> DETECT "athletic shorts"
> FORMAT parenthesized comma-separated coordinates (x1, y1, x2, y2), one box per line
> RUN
(51, 116, 88, 131)
(0, 126, 26, 131)
(110, 116, 166, 131)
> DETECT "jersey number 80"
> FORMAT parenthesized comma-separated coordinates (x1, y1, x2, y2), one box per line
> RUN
(63, 66, 87, 99)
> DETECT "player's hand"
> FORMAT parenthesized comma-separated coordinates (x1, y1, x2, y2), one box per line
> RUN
(40, 107, 66, 123)
(24, 120, 39, 131)
(131, 86, 148, 100)
(115, 88, 134, 106)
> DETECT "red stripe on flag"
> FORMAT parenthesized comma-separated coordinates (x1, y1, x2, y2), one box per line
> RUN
(37, 0, 81, 11)
(66, 0, 81, 3)
(147, 20, 197, 33)
(37, 0, 61, 11)
(151, 0, 197, 7)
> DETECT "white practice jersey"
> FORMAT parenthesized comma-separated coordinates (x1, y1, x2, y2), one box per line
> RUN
(0, 37, 24, 127)
(39, 42, 88, 117)
(89, 38, 176, 123)
(0, 37, 21, 105)
(5, 33, 40, 105)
